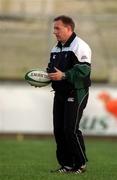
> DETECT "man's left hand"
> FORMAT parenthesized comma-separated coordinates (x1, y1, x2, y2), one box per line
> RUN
(48, 67, 64, 81)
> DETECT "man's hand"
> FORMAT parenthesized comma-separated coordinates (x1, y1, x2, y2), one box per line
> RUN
(48, 67, 64, 81)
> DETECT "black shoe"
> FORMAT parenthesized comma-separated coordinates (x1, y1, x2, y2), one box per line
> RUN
(51, 166, 73, 173)
(73, 164, 87, 174)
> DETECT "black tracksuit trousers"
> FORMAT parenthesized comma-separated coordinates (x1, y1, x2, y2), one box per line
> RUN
(53, 89, 89, 169)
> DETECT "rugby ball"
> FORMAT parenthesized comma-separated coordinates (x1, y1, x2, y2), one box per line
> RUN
(25, 69, 51, 87)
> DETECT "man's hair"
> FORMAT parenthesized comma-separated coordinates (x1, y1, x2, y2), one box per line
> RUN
(53, 15, 75, 31)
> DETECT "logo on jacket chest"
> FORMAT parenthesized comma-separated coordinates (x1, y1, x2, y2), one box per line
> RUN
(52, 53, 68, 60)
(53, 54, 56, 59)
(65, 53, 68, 58)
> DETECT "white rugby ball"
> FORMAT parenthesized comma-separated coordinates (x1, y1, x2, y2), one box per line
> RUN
(25, 69, 51, 87)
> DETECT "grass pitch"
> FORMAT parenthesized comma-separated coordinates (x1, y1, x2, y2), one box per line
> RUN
(0, 138, 117, 180)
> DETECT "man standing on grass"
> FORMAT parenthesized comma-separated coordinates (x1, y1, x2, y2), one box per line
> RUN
(47, 15, 91, 174)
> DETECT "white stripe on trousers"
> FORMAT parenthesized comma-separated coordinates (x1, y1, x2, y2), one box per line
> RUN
(74, 92, 89, 162)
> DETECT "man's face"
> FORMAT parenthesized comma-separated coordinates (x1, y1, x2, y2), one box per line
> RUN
(53, 20, 71, 43)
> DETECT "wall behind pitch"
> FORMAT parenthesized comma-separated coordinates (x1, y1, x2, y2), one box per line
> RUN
(0, 83, 117, 136)
(81, 85, 117, 136)
(0, 83, 54, 134)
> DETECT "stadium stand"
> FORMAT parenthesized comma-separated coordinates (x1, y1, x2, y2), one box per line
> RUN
(0, 0, 117, 82)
